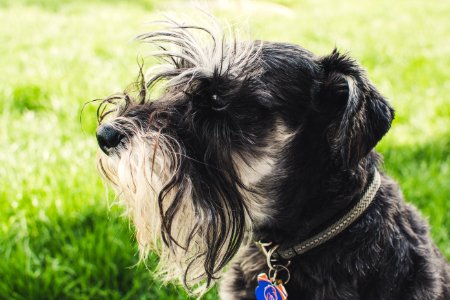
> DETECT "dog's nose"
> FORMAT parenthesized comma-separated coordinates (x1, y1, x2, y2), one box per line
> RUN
(96, 124, 124, 155)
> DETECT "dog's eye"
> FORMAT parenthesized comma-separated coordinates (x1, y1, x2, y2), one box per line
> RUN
(211, 94, 229, 111)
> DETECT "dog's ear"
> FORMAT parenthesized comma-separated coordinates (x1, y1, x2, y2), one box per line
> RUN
(315, 49, 394, 169)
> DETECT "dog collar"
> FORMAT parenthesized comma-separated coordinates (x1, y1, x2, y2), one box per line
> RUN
(270, 169, 381, 260)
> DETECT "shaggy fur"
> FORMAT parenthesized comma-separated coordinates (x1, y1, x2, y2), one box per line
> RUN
(95, 18, 450, 299)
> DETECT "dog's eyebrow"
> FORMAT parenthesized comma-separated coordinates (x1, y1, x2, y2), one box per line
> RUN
(137, 19, 263, 96)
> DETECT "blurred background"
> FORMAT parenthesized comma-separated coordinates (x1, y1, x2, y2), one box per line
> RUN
(0, 0, 449, 299)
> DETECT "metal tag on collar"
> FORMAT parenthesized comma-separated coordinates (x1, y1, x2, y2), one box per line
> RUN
(255, 241, 290, 300)
(255, 273, 288, 300)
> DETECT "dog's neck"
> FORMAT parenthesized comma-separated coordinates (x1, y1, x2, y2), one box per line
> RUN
(274, 169, 381, 259)
(254, 150, 381, 251)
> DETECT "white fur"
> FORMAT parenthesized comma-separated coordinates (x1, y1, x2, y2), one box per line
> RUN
(234, 120, 296, 227)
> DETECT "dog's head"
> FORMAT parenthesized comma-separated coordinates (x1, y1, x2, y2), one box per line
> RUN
(96, 19, 393, 292)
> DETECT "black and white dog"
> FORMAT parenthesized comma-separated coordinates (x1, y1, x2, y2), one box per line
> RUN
(95, 18, 450, 299)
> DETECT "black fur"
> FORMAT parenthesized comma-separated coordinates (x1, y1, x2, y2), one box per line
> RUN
(96, 24, 450, 299)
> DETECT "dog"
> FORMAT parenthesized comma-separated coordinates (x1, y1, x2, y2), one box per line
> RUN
(95, 18, 450, 299)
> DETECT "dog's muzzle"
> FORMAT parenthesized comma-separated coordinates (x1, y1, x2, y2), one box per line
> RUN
(96, 123, 124, 155)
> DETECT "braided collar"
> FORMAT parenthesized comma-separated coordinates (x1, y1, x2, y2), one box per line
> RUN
(271, 169, 381, 260)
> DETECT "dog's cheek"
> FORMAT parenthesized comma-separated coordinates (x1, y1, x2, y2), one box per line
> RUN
(233, 153, 275, 186)
(232, 121, 295, 227)
(233, 120, 295, 184)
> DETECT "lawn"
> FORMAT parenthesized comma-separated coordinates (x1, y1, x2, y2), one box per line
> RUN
(0, 0, 449, 299)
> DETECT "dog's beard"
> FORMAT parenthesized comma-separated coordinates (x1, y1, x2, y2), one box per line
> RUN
(98, 132, 199, 287)
(97, 125, 247, 294)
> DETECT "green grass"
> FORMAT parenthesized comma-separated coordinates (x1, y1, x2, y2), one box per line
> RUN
(0, 0, 449, 298)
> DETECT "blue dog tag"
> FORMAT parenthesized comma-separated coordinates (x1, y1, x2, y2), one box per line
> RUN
(255, 273, 288, 300)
